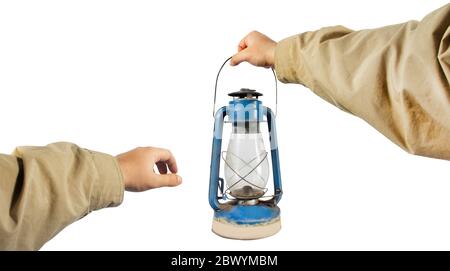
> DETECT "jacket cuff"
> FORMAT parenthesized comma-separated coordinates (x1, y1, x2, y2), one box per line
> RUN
(89, 150, 124, 210)
(274, 34, 310, 86)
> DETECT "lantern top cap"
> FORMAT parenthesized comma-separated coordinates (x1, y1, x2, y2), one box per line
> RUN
(228, 88, 263, 99)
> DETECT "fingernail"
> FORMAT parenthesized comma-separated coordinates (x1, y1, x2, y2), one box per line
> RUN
(177, 176, 182, 184)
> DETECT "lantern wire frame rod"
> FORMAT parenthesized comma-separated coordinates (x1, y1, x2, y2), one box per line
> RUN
(221, 151, 269, 197)
(213, 56, 278, 118)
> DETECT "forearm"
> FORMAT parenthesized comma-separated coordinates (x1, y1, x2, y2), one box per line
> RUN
(275, 4, 450, 159)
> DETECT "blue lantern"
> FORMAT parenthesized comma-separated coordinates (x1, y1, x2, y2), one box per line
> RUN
(209, 57, 283, 240)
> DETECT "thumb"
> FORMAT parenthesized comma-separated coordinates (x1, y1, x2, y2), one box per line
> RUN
(230, 50, 250, 66)
(153, 173, 182, 188)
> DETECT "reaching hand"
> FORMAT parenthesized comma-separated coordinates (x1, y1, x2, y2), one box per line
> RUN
(230, 31, 277, 68)
(116, 147, 182, 192)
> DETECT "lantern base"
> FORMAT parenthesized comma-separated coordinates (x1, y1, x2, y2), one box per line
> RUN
(212, 205, 281, 240)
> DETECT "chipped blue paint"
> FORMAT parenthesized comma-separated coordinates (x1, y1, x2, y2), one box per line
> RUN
(214, 205, 280, 225)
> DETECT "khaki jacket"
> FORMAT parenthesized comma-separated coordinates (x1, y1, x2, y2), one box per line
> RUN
(275, 4, 450, 160)
(0, 143, 124, 250)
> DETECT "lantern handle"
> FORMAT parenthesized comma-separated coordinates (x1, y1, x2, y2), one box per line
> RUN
(213, 56, 278, 118)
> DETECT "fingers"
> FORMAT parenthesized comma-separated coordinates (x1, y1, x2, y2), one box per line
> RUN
(231, 32, 253, 66)
(238, 36, 248, 52)
(231, 31, 276, 68)
(153, 173, 182, 188)
(152, 148, 178, 173)
(230, 49, 250, 66)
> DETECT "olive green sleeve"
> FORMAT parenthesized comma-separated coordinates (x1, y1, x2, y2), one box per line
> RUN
(275, 4, 450, 160)
(0, 142, 124, 250)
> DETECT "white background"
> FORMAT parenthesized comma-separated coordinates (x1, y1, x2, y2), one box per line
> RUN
(1, 0, 449, 250)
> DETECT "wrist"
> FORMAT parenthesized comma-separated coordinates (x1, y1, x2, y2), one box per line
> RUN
(88, 151, 125, 209)
(116, 156, 131, 190)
